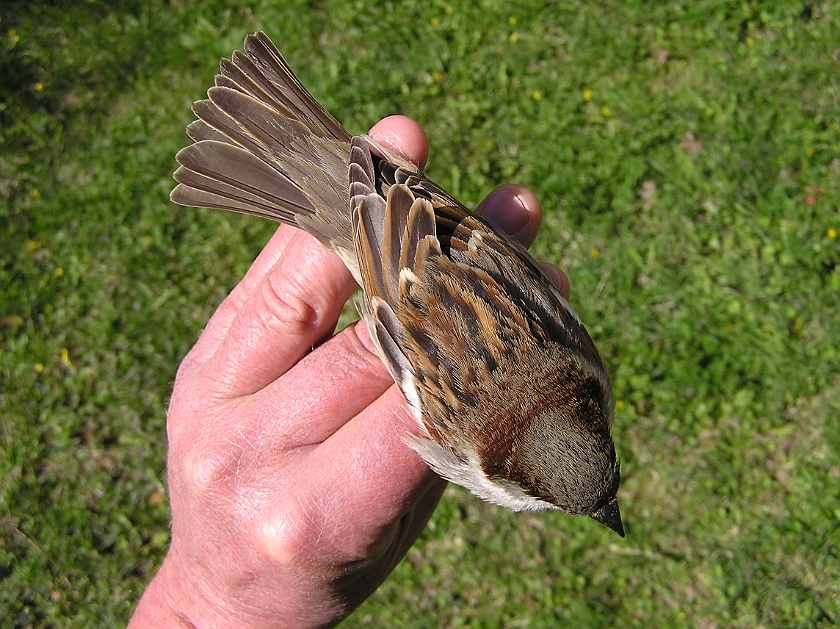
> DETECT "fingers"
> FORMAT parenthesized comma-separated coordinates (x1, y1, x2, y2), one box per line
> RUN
(187, 226, 298, 364)
(475, 184, 543, 248)
(472, 183, 570, 298)
(239, 323, 394, 448)
(197, 228, 357, 397)
(368, 115, 429, 169)
(296, 385, 446, 561)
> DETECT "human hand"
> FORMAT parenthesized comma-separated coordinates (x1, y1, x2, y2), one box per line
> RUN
(130, 115, 570, 628)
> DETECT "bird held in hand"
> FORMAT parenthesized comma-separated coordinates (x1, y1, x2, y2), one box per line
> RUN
(170, 32, 624, 537)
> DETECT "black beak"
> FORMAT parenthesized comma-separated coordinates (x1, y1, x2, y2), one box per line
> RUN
(590, 498, 625, 538)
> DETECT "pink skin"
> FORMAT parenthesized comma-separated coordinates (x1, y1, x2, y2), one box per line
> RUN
(130, 115, 570, 628)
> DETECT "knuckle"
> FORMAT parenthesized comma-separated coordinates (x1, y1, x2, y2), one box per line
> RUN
(180, 447, 238, 500)
(175, 428, 253, 504)
(256, 270, 323, 337)
(254, 494, 325, 569)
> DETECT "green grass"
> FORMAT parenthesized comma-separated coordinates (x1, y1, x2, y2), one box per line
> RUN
(2, 0, 839, 626)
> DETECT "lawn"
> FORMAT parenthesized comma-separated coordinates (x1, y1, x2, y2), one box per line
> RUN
(1, 0, 839, 626)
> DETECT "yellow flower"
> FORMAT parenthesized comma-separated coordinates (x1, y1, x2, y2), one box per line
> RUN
(616, 400, 625, 410)
(34, 82, 44, 92)
(27, 240, 44, 252)
(602, 106, 611, 117)
(60, 348, 72, 366)
(444, 6, 453, 14)
(35, 363, 44, 373)
(432, 71, 442, 81)
(532, 90, 542, 101)
(509, 32, 519, 43)
(55, 267, 64, 277)
(582, 89, 592, 102)
(508, 16, 517, 25)
(829, 228, 838, 240)
(430, 17, 439, 26)
(589, 247, 599, 258)
(746, 37, 755, 46)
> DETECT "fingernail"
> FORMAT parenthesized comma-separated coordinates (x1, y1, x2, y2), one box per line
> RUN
(369, 132, 407, 161)
(477, 189, 528, 236)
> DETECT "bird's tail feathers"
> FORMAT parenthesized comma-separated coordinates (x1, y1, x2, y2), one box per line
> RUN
(170, 31, 354, 255)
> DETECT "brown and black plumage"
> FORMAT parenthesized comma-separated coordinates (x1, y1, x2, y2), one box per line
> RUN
(171, 31, 624, 537)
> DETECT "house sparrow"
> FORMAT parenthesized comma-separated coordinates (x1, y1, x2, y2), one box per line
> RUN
(170, 32, 624, 537)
